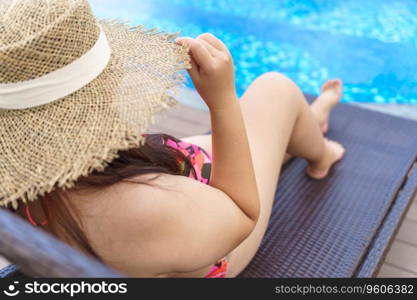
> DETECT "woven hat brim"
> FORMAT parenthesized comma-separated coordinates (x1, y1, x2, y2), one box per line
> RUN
(0, 20, 190, 208)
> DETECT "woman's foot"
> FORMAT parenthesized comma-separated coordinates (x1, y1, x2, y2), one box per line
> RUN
(306, 139, 345, 179)
(310, 79, 343, 134)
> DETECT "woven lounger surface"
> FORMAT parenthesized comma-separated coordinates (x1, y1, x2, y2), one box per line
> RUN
(239, 102, 417, 278)
(1, 102, 417, 278)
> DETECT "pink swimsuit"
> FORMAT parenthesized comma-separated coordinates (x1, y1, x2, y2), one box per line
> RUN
(165, 137, 228, 278)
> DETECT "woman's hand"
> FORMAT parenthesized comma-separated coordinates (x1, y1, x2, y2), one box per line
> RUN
(176, 33, 237, 110)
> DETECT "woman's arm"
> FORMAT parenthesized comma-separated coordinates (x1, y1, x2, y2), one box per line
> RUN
(209, 98, 260, 221)
(176, 34, 260, 222)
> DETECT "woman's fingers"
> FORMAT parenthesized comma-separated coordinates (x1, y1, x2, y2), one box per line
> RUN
(197, 38, 219, 57)
(197, 33, 229, 53)
(176, 33, 236, 110)
(175, 38, 201, 82)
(176, 37, 212, 71)
(188, 55, 199, 80)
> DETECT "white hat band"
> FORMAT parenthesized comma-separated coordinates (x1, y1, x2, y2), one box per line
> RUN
(0, 28, 111, 110)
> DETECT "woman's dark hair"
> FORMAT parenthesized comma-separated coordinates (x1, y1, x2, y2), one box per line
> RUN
(38, 133, 197, 259)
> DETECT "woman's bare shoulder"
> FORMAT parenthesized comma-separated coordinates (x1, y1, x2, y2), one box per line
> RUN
(64, 173, 190, 275)
(66, 173, 252, 277)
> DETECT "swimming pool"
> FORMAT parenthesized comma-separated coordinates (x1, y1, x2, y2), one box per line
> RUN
(90, 0, 417, 107)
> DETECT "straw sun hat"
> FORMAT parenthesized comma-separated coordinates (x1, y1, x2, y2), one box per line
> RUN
(0, 0, 190, 208)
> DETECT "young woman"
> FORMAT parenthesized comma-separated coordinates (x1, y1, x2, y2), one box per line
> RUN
(1, 0, 344, 278)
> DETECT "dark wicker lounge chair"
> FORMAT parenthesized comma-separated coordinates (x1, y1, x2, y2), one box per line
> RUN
(1, 101, 417, 278)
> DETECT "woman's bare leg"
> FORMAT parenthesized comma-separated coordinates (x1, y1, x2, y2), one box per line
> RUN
(310, 79, 343, 134)
(182, 73, 344, 276)
(182, 78, 343, 163)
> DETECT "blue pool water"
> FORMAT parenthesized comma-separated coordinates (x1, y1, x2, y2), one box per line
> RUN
(90, 0, 417, 105)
